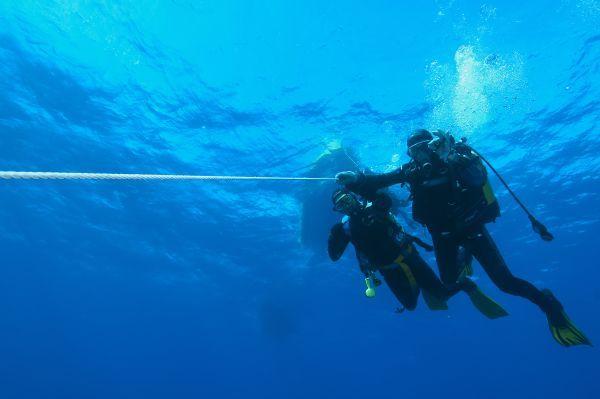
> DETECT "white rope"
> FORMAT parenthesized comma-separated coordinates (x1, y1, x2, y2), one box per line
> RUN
(0, 171, 335, 181)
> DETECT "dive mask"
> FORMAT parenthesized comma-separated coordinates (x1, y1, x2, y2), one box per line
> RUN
(333, 190, 359, 213)
(407, 140, 432, 164)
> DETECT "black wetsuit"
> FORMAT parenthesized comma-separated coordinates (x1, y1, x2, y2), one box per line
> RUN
(327, 196, 467, 310)
(346, 142, 550, 312)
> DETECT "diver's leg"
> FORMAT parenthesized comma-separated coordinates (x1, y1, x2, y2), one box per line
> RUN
(457, 246, 474, 277)
(465, 225, 590, 345)
(380, 267, 419, 311)
(403, 246, 459, 299)
(464, 225, 547, 308)
(406, 244, 507, 317)
(431, 232, 462, 286)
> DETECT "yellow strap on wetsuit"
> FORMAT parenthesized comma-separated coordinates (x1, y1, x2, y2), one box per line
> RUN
(390, 248, 419, 296)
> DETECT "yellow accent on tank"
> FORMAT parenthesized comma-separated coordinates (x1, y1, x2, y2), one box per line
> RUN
(482, 181, 496, 205)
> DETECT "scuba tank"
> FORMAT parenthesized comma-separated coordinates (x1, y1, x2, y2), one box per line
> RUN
(409, 131, 552, 241)
(449, 140, 501, 231)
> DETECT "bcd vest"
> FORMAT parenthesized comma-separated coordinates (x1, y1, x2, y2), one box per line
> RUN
(410, 154, 500, 232)
(349, 208, 407, 266)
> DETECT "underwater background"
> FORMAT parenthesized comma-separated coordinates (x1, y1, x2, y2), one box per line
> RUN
(0, 1, 599, 398)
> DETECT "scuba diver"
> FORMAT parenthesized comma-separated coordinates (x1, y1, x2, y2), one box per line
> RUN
(336, 129, 591, 347)
(328, 188, 508, 318)
(300, 141, 413, 261)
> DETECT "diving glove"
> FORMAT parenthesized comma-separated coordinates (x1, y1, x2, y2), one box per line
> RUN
(336, 171, 358, 185)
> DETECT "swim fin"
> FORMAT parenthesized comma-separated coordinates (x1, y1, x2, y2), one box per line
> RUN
(422, 290, 448, 311)
(543, 289, 592, 347)
(466, 286, 509, 319)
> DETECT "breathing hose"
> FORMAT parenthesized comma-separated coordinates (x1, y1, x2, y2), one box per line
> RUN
(469, 149, 554, 241)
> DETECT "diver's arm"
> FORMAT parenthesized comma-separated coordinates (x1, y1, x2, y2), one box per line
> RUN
(341, 166, 409, 200)
(328, 222, 350, 261)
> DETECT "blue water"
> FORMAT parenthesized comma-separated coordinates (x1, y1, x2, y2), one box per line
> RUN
(0, 1, 599, 398)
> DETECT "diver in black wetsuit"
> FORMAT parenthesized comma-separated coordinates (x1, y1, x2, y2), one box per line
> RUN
(336, 129, 591, 347)
(327, 188, 507, 318)
(300, 144, 414, 261)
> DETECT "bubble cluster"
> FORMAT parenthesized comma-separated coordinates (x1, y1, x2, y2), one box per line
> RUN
(425, 45, 525, 135)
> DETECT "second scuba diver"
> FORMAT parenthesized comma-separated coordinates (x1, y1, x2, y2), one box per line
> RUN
(336, 129, 591, 347)
(328, 188, 508, 318)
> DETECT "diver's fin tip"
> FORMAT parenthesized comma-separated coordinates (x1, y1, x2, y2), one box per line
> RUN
(466, 287, 509, 320)
(548, 316, 592, 347)
(422, 290, 448, 311)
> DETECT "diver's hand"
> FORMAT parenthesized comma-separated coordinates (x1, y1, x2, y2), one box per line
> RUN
(335, 171, 358, 185)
